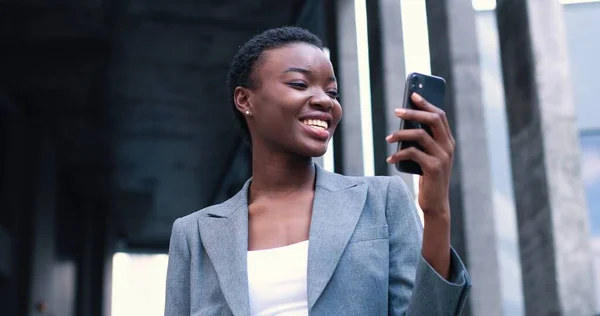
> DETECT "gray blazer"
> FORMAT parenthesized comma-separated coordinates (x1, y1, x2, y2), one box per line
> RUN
(165, 163, 471, 316)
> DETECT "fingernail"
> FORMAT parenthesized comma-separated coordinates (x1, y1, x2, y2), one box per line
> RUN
(412, 93, 422, 102)
(386, 157, 392, 163)
(385, 135, 392, 141)
(394, 108, 406, 115)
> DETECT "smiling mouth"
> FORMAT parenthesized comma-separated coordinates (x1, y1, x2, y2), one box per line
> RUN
(301, 119, 329, 131)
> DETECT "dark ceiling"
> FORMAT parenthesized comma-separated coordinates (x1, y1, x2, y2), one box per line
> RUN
(0, 0, 309, 250)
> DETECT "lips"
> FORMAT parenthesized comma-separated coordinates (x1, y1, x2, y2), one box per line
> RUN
(298, 112, 333, 141)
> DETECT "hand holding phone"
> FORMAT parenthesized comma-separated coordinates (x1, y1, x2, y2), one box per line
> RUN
(389, 72, 448, 175)
(386, 72, 456, 223)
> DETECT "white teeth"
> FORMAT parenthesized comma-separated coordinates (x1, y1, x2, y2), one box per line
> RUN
(302, 119, 328, 130)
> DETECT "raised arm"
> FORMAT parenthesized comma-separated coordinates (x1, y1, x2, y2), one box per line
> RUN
(385, 92, 472, 315)
(386, 176, 470, 315)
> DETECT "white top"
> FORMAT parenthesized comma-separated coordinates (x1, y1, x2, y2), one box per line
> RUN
(247, 240, 310, 316)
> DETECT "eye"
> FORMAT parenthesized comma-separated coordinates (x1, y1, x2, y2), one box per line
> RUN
(288, 82, 308, 89)
(327, 90, 339, 98)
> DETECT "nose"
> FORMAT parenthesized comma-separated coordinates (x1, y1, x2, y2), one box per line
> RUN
(309, 91, 334, 110)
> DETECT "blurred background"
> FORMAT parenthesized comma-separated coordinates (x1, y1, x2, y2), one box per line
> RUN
(0, 0, 598, 315)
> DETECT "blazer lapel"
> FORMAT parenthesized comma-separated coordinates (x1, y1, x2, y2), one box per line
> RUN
(307, 164, 368, 310)
(197, 180, 251, 316)
(197, 165, 368, 313)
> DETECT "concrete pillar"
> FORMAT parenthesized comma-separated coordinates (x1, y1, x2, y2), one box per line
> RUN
(425, 1, 503, 315)
(102, 219, 116, 316)
(28, 135, 60, 316)
(78, 202, 112, 316)
(0, 92, 14, 281)
(0, 227, 10, 278)
(474, 9, 525, 315)
(27, 134, 82, 316)
(365, 0, 414, 190)
(332, 0, 374, 176)
(296, 0, 327, 171)
(0, 97, 35, 316)
(495, 1, 597, 315)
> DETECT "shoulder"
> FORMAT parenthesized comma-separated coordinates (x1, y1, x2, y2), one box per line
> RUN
(360, 175, 405, 191)
(335, 173, 412, 199)
(333, 174, 421, 235)
(325, 171, 415, 213)
(366, 176, 414, 213)
(172, 186, 247, 232)
(315, 164, 408, 194)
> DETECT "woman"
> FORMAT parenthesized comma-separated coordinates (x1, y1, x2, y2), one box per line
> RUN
(165, 27, 471, 316)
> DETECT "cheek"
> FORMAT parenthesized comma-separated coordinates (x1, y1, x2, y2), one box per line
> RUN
(256, 85, 299, 112)
(254, 91, 281, 118)
(261, 92, 305, 122)
(333, 103, 343, 126)
(254, 94, 296, 129)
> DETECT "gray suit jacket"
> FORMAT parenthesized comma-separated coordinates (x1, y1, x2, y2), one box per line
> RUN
(165, 164, 471, 316)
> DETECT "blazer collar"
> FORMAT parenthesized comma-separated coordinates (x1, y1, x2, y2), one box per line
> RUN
(198, 163, 368, 315)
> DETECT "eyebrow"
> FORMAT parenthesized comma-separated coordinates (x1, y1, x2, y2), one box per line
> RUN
(283, 67, 337, 83)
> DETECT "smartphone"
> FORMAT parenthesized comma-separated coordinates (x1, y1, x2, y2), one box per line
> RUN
(395, 72, 446, 175)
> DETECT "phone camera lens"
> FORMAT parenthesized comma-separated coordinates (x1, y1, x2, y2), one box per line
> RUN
(412, 77, 421, 89)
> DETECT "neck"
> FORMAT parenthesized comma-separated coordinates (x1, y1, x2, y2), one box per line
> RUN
(249, 143, 316, 199)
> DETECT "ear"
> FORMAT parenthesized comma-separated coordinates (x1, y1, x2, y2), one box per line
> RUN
(234, 86, 252, 115)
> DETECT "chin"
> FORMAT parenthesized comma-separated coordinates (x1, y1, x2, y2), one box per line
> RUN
(298, 140, 329, 158)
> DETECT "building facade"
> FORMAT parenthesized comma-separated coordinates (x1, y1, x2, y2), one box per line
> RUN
(0, 0, 598, 316)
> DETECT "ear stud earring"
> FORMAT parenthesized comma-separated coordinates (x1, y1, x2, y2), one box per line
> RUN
(245, 110, 250, 115)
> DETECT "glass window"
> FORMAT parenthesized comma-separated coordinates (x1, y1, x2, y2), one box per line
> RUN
(580, 130, 600, 311)
(581, 131, 600, 235)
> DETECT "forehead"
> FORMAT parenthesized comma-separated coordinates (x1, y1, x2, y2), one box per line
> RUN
(259, 43, 333, 74)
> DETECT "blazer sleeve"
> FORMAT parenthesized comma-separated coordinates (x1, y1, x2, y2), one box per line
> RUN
(386, 176, 471, 316)
(164, 218, 191, 316)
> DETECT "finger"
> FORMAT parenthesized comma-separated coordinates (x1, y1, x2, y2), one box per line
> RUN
(394, 107, 449, 144)
(411, 93, 454, 146)
(385, 128, 444, 157)
(411, 92, 451, 139)
(386, 147, 442, 175)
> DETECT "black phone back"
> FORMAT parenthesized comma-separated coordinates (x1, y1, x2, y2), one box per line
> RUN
(395, 72, 446, 175)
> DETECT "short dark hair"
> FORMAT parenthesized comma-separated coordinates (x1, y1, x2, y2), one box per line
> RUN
(226, 26, 324, 143)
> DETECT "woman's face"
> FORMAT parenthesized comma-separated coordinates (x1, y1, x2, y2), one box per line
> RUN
(243, 43, 342, 158)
